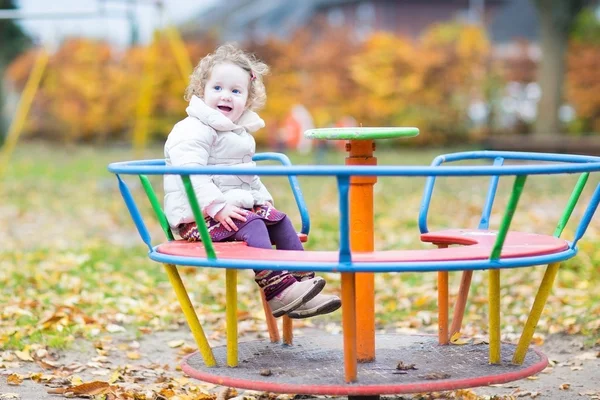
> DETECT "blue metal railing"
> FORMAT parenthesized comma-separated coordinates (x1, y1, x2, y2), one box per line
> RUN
(109, 151, 600, 274)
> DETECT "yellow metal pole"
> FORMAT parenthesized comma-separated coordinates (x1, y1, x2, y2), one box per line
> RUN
(132, 31, 158, 158)
(512, 262, 560, 364)
(347, 140, 377, 362)
(488, 269, 501, 364)
(0, 47, 49, 178)
(164, 25, 193, 82)
(226, 269, 238, 367)
(341, 272, 358, 382)
(163, 263, 216, 367)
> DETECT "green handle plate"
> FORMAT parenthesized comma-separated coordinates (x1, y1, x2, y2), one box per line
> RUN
(304, 127, 419, 140)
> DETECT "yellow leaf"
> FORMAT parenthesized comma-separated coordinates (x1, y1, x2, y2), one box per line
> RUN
(450, 331, 469, 345)
(7, 374, 23, 385)
(168, 339, 185, 348)
(126, 351, 141, 360)
(559, 383, 571, 390)
(71, 375, 83, 386)
(29, 372, 43, 382)
(14, 350, 33, 362)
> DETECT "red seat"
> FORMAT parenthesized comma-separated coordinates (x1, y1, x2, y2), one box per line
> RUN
(156, 229, 568, 263)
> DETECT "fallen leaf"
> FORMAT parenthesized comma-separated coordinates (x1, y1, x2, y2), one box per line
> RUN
(7, 374, 23, 385)
(168, 339, 185, 348)
(0, 394, 20, 400)
(450, 331, 470, 345)
(559, 383, 571, 390)
(575, 351, 598, 360)
(68, 381, 112, 395)
(217, 387, 238, 400)
(105, 324, 125, 333)
(14, 350, 33, 362)
(396, 361, 417, 370)
(420, 372, 451, 380)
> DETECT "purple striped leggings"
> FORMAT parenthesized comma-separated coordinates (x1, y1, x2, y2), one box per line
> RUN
(180, 216, 314, 300)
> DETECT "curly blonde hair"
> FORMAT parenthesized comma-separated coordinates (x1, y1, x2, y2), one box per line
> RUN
(184, 43, 270, 111)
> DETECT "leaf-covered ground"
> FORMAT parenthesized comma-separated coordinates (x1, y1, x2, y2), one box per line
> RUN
(1, 142, 599, 399)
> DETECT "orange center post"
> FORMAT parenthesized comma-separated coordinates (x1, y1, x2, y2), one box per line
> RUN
(346, 140, 377, 362)
(304, 127, 419, 381)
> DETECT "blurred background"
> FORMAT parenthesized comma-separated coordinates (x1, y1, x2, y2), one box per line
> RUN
(1, 0, 599, 157)
(1, 6, 600, 396)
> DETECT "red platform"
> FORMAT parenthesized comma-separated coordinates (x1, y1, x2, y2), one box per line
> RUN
(157, 229, 568, 263)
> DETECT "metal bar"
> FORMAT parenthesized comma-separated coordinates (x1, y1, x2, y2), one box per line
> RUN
(337, 176, 352, 264)
(450, 270, 473, 337)
(571, 183, 600, 248)
(139, 175, 174, 241)
(513, 175, 590, 364)
(180, 175, 216, 259)
(253, 152, 311, 235)
(226, 269, 238, 367)
(438, 271, 449, 344)
(341, 272, 357, 382)
(282, 316, 293, 345)
(0, 47, 48, 177)
(451, 158, 503, 338)
(490, 175, 527, 260)
(418, 154, 445, 233)
(108, 160, 600, 178)
(260, 290, 280, 343)
(488, 269, 501, 364)
(163, 263, 216, 367)
(148, 248, 577, 273)
(512, 262, 560, 364)
(348, 140, 376, 362)
(554, 173, 588, 238)
(479, 157, 504, 229)
(437, 244, 449, 345)
(116, 175, 153, 250)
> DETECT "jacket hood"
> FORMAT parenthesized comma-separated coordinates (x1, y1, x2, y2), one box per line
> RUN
(186, 95, 265, 134)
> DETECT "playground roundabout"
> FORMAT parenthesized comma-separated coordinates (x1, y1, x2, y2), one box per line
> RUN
(108, 127, 600, 397)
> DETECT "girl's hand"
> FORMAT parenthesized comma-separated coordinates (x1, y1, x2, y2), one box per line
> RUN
(214, 204, 248, 232)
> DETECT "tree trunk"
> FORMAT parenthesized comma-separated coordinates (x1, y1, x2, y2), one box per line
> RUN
(0, 66, 6, 145)
(534, 0, 584, 136)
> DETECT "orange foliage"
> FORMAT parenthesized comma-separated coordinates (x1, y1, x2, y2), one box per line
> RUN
(4, 23, 497, 145)
(566, 42, 600, 132)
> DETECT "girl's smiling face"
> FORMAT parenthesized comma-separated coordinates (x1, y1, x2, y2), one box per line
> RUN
(203, 62, 250, 123)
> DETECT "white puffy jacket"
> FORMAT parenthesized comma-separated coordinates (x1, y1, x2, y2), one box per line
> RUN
(163, 95, 273, 228)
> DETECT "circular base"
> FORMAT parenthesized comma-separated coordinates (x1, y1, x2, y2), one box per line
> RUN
(181, 334, 548, 396)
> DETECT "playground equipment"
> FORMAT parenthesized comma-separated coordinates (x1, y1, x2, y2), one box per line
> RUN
(108, 127, 600, 397)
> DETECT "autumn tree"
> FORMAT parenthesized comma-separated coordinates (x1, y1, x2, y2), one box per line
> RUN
(0, 0, 32, 143)
(566, 8, 600, 133)
(533, 0, 585, 135)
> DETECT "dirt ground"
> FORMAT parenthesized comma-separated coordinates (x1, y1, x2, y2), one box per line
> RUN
(1, 327, 599, 400)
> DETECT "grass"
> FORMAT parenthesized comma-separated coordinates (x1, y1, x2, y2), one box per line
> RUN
(0, 141, 599, 351)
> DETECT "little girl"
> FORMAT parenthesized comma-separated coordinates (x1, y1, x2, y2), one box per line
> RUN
(163, 44, 341, 319)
